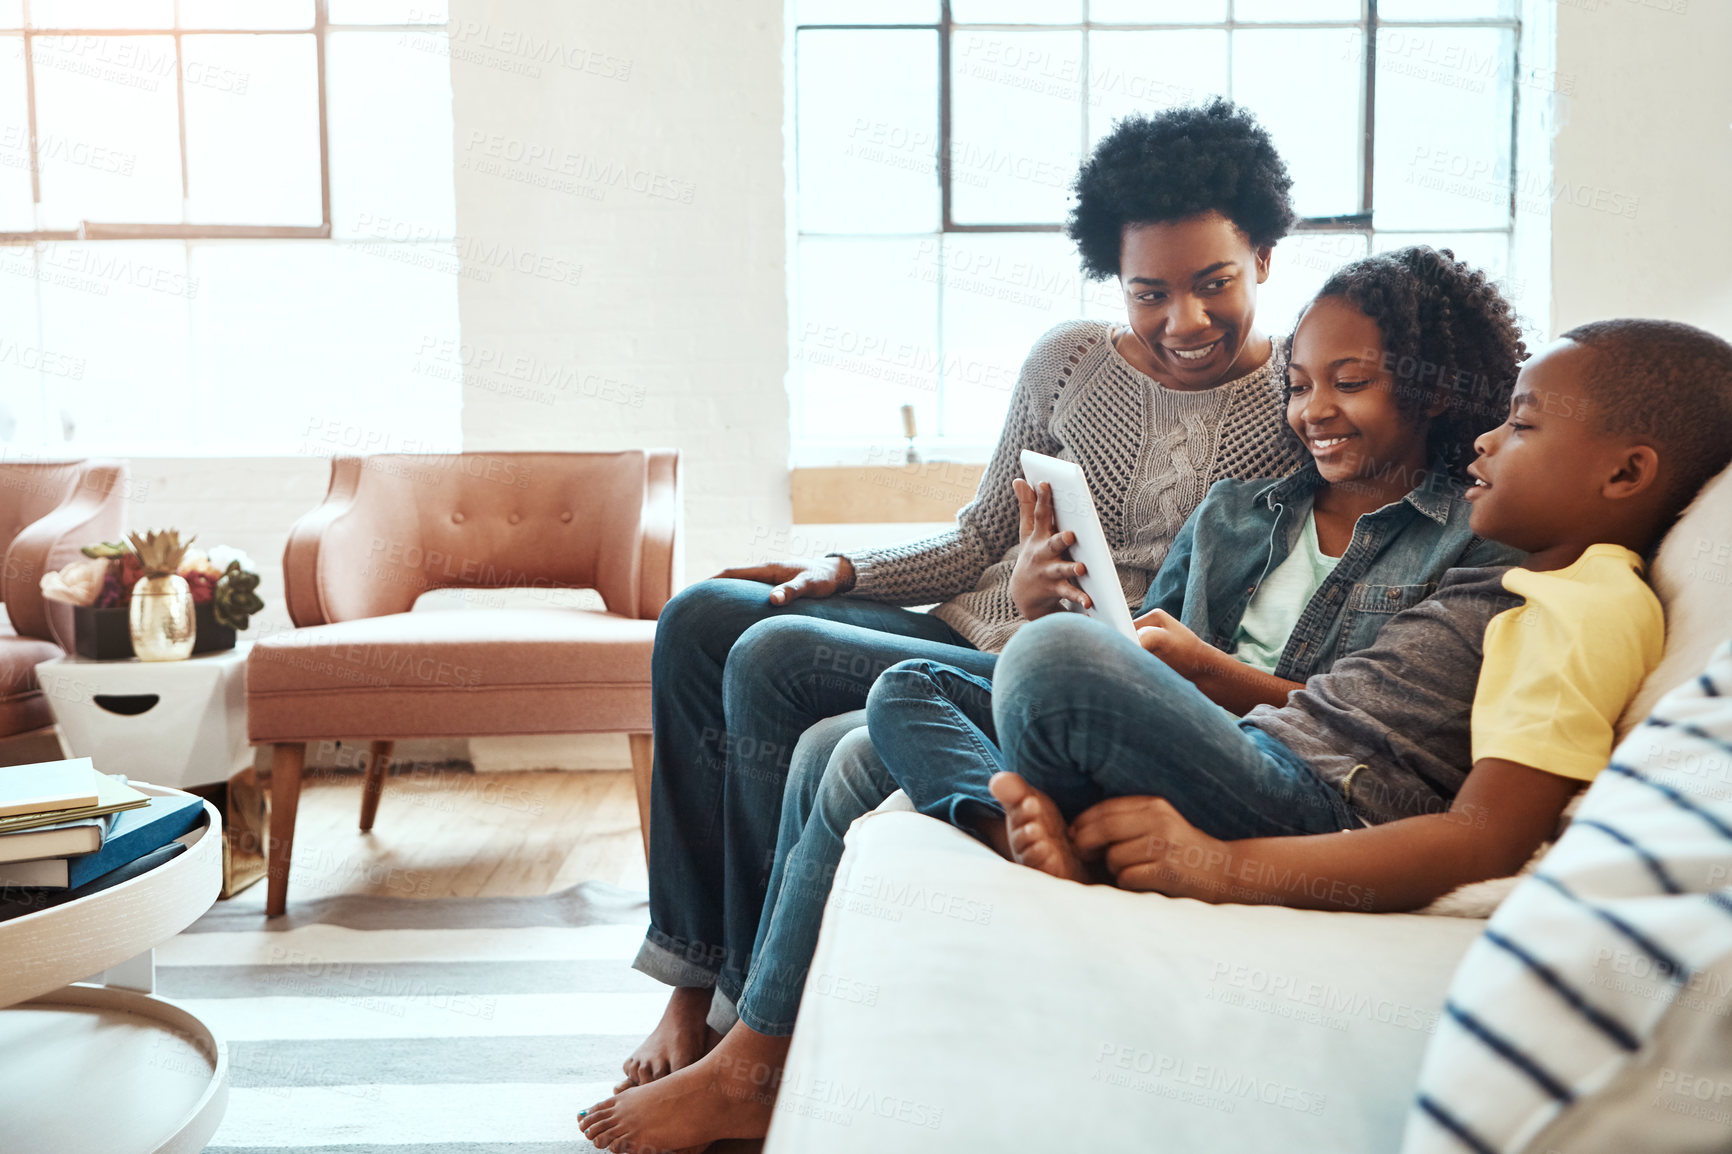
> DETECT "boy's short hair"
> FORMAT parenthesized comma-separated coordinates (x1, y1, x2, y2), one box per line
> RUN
(1559, 318, 1732, 525)
(1066, 98, 1295, 280)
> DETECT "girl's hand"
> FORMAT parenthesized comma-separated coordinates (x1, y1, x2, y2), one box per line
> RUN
(714, 556, 854, 605)
(1009, 478, 1091, 621)
(1132, 608, 1216, 681)
(1069, 796, 1231, 901)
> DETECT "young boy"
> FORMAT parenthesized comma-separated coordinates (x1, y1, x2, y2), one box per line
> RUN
(990, 319, 1732, 910)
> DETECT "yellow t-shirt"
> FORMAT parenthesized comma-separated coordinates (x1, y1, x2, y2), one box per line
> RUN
(1471, 543, 1664, 781)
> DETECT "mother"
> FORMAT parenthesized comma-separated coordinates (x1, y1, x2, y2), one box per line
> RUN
(619, 98, 1307, 1095)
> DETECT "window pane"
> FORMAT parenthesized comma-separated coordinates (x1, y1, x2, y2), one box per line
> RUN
(796, 29, 937, 234)
(328, 30, 455, 239)
(795, 236, 939, 443)
(1259, 232, 1370, 335)
(1371, 231, 1508, 283)
(1379, 1, 1517, 19)
(1089, 0, 1225, 22)
(38, 241, 190, 451)
(30, 0, 172, 27)
(0, 38, 33, 230)
(33, 35, 182, 227)
(938, 233, 1080, 442)
(1372, 26, 1514, 230)
(950, 30, 1083, 224)
(0, 3, 20, 29)
(1087, 30, 1226, 149)
(1235, 0, 1360, 19)
(1234, 29, 1362, 218)
(184, 34, 321, 225)
(795, 0, 937, 24)
(328, 1, 448, 22)
(188, 241, 461, 454)
(950, 0, 1081, 23)
(0, 247, 46, 445)
(180, 0, 314, 30)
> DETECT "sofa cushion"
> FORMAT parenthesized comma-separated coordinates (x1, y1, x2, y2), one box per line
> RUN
(246, 607, 655, 742)
(0, 618, 62, 738)
(1617, 460, 1732, 741)
(1401, 640, 1732, 1154)
(767, 808, 1485, 1153)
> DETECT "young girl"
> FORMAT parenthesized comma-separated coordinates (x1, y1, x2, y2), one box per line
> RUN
(868, 245, 1528, 848)
(577, 247, 1526, 1151)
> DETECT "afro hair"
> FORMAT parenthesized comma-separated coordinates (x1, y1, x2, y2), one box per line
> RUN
(1066, 98, 1296, 281)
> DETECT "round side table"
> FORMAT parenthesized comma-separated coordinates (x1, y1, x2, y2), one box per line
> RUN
(0, 783, 227, 1153)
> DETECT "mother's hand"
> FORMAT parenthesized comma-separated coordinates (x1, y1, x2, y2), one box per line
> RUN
(1009, 478, 1091, 621)
(714, 555, 855, 605)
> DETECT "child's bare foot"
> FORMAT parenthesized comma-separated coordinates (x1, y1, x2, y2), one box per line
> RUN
(582, 1023, 789, 1151)
(989, 772, 1088, 883)
(617, 986, 720, 1092)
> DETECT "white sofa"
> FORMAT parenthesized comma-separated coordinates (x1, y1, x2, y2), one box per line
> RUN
(765, 465, 1732, 1154)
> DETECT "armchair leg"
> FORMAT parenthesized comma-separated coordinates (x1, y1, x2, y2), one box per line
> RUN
(628, 733, 653, 862)
(359, 740, 394, 832)
(266, 742, 306, 918)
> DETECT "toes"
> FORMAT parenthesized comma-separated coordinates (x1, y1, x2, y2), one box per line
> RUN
(613, 1077, 632, 1094)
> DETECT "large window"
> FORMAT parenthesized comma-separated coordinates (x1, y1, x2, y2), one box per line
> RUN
(791, 0, 1553, 461)
(0, 0, 462, 455)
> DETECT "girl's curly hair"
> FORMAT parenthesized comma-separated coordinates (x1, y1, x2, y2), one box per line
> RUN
(1301, 246, 1528, 479)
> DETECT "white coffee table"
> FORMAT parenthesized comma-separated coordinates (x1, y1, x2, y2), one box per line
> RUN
(35, 644, 252, 789)
(0, 783, 226, 1153)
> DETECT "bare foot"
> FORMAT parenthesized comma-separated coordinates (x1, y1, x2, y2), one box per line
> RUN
(989, 772, 1088, 883)
(582, 1023, 790, 1151)
(617, 986, 721, 1092)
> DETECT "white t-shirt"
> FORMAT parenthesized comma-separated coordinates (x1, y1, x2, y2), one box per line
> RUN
(1229, 510, 1341, 674)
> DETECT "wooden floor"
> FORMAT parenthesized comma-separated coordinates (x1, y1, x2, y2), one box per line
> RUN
(253, 766, 649, 903)
(233, 767, 762, 1153)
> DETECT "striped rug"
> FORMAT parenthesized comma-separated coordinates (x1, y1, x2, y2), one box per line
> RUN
(159, 882, 663, 1153)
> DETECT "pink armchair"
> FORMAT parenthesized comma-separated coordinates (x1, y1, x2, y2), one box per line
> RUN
(0, 458, 129, 751)
(248, 450, 679, 916)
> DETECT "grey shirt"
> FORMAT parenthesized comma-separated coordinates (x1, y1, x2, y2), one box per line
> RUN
(1245, 566, 1520, 826)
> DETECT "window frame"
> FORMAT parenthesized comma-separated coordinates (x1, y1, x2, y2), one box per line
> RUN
(0, 0, 444, 242)
(790, 0, 1536, 457)
(795, 0, 1526, 240)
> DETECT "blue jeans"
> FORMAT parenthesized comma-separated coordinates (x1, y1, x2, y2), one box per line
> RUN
(735, 719, 892, 1036)
(632, 578, 994, 1013)
(992, 613, 1357, 838)
(866, 659, 1005, 836)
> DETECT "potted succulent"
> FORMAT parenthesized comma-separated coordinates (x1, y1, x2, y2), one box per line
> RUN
(40, 532, 266, 661)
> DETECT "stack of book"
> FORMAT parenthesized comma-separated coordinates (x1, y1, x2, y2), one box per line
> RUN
(0, 757, 207, 921)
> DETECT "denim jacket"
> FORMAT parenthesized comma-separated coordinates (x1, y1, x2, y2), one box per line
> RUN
(1137, 462, 1524, 681)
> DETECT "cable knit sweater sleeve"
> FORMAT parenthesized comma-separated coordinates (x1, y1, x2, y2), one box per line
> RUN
(839, 322, 1090, 607)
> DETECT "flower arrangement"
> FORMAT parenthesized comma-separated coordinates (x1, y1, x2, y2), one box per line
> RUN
(41, 537, 265, 630)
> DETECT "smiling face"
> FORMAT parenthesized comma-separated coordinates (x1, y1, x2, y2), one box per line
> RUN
(1286, 295, 1435, 491)
(1118, 211, 1272, 390)
(1465, 339, 1624, 556)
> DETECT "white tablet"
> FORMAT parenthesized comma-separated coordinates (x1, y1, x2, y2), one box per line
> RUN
(1018, 450, 1138, 642)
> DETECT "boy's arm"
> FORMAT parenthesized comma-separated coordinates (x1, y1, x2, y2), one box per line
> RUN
(1070, 758, 1581, 913)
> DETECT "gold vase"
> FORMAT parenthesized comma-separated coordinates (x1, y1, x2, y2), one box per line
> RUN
(129, 573, 196, 661)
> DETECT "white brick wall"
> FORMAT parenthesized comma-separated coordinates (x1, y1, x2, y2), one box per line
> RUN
(447, 0, 791, 585)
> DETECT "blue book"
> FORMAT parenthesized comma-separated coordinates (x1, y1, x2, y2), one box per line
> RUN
(0, 794, 205, 889)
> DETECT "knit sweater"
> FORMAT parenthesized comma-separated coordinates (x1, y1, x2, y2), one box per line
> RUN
(843, 319, 1306, 653)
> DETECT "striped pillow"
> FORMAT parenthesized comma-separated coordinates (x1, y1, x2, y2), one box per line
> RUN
(1400, 639, 1732, 1154)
